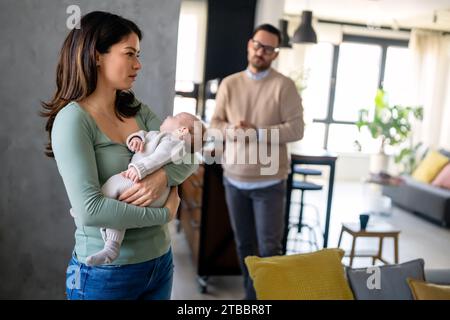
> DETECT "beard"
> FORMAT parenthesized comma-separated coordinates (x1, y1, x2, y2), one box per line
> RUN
(250, 55, 271, 72)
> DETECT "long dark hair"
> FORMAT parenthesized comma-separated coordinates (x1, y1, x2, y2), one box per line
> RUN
(41, 11, 143, 157)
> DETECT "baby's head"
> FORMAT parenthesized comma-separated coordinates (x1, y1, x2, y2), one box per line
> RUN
(160, 112, 205, 152)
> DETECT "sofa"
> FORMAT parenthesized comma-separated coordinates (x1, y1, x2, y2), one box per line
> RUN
(382, 149, 450, 228)
(425, 269, 450, 285)
(344, 264, 450, 300)
(245, 249, 450, 300)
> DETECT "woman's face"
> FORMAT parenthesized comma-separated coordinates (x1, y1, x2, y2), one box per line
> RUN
(97, 32, 141, 90)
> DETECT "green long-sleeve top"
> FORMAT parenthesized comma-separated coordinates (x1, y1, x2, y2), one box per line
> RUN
(52, 101, 197, 265)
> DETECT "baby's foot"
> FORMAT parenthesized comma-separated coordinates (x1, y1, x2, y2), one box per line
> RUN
(86, 240, 120, 266)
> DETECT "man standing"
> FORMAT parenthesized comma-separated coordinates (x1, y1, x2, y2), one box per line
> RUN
(210, 24, 304, 299)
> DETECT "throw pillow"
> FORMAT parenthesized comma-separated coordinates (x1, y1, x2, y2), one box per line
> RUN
(439, 149, 450, 159)
(432, 163, 450, 189)
(407, 278, 450, 300)
(244, 248, 354, 300)
(346, 259, 425, 300)
(412, 150, 449, 183)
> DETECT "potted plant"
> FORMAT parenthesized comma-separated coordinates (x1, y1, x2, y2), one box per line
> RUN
(394, 141, 425, 174)
(356, 89, 423, 173)
(289, 68, 310, 94)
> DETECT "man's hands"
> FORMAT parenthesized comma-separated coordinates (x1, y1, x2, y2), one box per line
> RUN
(128, 137, 145, 153)
(121, 167, 140, 183)
(118, 168, 168, 207)
(226, 120, 258, 142)
(235, 120, 256, 130)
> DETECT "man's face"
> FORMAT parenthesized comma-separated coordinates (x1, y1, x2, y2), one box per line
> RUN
(247, 30, 279, 72)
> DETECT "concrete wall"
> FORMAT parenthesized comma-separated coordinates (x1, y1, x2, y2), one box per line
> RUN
(0, 0, 181, 299)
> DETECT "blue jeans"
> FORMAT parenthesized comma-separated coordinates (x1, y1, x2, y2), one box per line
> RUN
(66, 248, 174, 300)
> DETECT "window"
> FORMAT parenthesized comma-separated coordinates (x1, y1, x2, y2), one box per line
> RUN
(327, 124, 360, 153)
(174, 0, 207, 116)
(302, 43, 334, 121)
(298, 122, 326, 150)
(300, 35, 409, 153)
(382, 46, 414, 106)
(173, 97, 197, 116)
(332, 42, 381, 122)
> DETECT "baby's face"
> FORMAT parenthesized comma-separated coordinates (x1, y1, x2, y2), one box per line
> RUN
(160, 113, 204, 152)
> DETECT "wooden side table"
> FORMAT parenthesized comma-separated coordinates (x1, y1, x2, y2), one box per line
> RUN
(337, 222, 400, 267)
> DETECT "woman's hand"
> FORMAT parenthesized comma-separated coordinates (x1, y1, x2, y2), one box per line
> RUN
(118, 168, 168, 207)
(164, 187, 180, 221)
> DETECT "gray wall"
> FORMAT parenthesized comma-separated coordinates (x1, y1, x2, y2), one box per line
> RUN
(0, 0, 181, 299)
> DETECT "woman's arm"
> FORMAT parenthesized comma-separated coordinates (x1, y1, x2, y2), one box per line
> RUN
(164, 152, 198, 186)
(52, 106, 170, 229)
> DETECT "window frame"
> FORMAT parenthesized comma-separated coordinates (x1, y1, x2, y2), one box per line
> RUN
(313, 34, 409, 150)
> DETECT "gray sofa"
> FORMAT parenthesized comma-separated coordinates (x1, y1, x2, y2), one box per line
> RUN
(345, 261, 450, 300)
(382, 149, 450, 228)
(425, 269, 450, 285)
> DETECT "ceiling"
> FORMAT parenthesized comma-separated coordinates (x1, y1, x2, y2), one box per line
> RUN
(284, 0, 450, 32)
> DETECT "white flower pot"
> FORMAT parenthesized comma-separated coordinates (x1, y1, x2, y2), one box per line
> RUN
(369, 153, 389, 173)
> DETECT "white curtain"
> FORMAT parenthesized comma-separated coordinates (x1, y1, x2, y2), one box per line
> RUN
(409, 29, 450, 150)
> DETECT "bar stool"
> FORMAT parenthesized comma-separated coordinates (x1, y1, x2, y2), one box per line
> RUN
(288, 166, 323, 251)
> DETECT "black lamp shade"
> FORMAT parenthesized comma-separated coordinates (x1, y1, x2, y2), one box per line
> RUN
(292, 10, 317, 44)
(279, 19, 292, 48)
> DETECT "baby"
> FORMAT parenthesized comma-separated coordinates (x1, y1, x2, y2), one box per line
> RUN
(72, 112, 204, 266)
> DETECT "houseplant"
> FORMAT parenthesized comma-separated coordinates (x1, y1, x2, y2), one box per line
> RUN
(356, 89, 423, 173)
(394, 141, 425, 174)
(289, 68, 309, 93)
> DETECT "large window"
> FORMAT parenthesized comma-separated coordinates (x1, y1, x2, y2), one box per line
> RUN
(302, 42, 334, 121)
(300, 35, 409, 153)
(174, 0, 207, 116)
(332, 42, 381, 122)
(382, 46, 414, 106)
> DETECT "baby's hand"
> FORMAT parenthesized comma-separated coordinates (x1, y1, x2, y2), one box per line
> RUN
(128, 137, 145, 153)
(121, 167, 140, 183)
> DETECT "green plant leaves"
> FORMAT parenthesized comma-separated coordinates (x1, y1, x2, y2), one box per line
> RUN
(356, 89, 423, 153)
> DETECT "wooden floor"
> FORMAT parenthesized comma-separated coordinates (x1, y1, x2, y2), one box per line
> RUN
(170, 181, 450, 300)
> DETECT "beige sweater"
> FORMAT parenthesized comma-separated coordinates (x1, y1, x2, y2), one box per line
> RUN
(210, 68, 304, 181)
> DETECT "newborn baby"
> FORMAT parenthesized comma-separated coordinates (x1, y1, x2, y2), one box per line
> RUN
(73, 112, 204, 266)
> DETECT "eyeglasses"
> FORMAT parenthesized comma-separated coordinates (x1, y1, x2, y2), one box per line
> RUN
(251, 39, 280, 55)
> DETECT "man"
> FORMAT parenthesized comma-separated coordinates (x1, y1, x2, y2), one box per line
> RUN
(210, 24, 304, 299)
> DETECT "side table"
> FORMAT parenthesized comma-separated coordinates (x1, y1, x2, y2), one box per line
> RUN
(337, 222, 401, 267)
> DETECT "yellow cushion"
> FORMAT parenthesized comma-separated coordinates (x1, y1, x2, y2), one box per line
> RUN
(245, 248, 354, 300)
(412, 150, 449, 183)
(407, 278, 450, 300)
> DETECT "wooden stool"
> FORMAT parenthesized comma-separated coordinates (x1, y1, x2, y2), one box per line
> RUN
(337, 222, 400, 267)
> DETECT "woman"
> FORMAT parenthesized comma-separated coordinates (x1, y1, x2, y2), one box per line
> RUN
(42, 11, 196, 300)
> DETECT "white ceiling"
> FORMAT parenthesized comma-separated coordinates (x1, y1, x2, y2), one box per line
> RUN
(284, 0, 450, 31)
